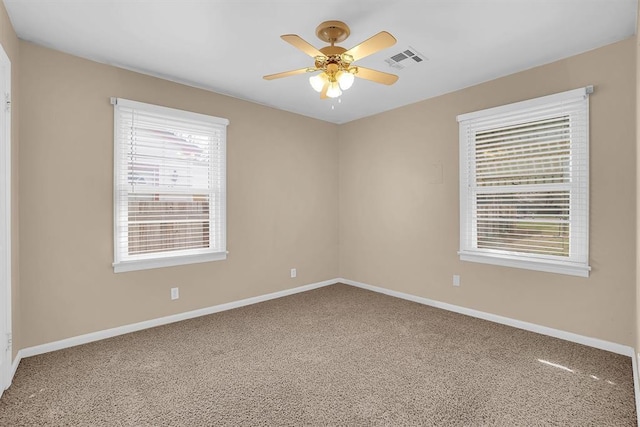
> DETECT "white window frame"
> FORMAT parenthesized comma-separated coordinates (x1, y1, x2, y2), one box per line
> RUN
(457, 87, 591, 277)
(112, 98, 228, 273)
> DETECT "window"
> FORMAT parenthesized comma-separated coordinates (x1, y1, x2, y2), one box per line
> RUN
(112, 98, 228, 273)
(457, 87, 591, 277)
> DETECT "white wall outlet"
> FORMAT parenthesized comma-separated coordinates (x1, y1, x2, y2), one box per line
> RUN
(171, 287, 179, 300)
(290, 268, 297, 278)
(453, 275, 460, 287)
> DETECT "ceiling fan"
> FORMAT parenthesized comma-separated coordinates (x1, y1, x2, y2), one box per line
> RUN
(263, 20, 399, 99)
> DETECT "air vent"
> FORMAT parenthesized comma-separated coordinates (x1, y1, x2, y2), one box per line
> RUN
(384, 47, 427, 70)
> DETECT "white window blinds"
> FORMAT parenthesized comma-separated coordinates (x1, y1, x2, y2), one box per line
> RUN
(457, 87, 590, 277)
(113, 98, 228, 273)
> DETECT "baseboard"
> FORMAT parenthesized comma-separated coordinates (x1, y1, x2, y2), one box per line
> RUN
(10, 350, 21, 382)
(9, 276, 638, 411)
(1, 349, 23, 394)
(632, 351, 640, 426)
(17, 277, 635, 358)
(338, 278, 634, 357)
(19, 278, 336, 360)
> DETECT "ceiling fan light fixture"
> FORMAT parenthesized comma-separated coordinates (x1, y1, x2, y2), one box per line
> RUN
(337, 71, 355, 90)
(327, 81, 342, 98)
(309, 73, 326, 92)
(264, 21, 398, 100)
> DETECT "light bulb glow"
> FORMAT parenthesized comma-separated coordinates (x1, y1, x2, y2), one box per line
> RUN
(326, 82, 342, 98)
(309, 73, 326, 92)
(338, 71, 355, 90)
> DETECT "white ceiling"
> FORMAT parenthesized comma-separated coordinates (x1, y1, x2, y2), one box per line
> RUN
(4, 0, 638, 124)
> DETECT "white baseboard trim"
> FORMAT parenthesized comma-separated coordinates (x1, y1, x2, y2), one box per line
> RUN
(2, 349, 24, 394)
(19, 278, 336, 360)
(16, 277, 635, 359)
(632, 351, 640, 426)
(9, 275, 638, 414)
(338, 278, 634, 357)
(10, 350, 22, 380)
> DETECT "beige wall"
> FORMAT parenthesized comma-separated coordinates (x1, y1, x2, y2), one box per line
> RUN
(11, 28, 640, 350)
(340, 38, 636, 346)
(18, 41, 339, 348)
(1, 2, 20, 359)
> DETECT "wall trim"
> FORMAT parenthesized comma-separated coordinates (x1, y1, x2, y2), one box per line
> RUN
(338, 278, 634, 357)
(17, 279, 336, 362)
(10, 350, 21, 381)
(8, 275, 637, 418)
(633, 352, 640, 426)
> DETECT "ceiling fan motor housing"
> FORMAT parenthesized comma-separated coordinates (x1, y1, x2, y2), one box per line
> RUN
(316, 20, 351, 44)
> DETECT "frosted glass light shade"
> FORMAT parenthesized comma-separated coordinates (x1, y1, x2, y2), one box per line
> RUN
(338, 72, 355, 90)
(326, 82, 342, 98)
(309, 74, 326, 92)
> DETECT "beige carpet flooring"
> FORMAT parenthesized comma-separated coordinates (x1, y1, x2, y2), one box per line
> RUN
(0, 283, 636, 426)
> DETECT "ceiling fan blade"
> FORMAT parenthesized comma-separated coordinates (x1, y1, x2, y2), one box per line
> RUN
(320, 81, 329, 99)
(355, 67, 399, 85)
(281, 34, 324, 58)
(263, 68, 310, 80)
(343, 31, 396, 62)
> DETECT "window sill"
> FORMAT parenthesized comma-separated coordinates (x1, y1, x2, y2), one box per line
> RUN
(458, 251, 590, 277)
(113, 252, 227, 273)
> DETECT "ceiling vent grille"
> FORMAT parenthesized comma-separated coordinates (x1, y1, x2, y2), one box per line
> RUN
(384, 47, 427, 70)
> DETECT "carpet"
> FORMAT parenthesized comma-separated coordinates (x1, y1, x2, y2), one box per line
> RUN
(0, 283, 636, 426)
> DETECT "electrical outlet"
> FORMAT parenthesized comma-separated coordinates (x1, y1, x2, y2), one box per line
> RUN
(290, 268, 297, 278)
(171, 287, 179, 300)
(453, 275, 460, 287)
